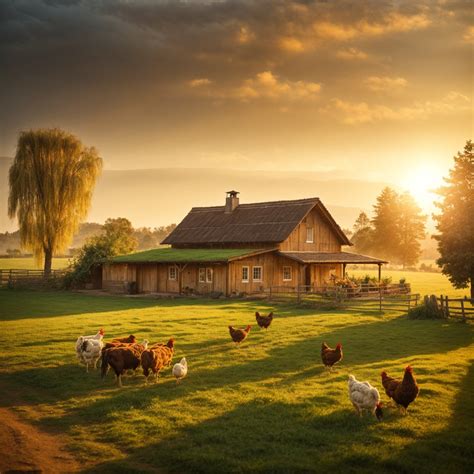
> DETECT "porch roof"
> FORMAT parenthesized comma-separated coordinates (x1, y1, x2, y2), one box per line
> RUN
(111, 247, 274, 264)
(279, 251, 388, 264)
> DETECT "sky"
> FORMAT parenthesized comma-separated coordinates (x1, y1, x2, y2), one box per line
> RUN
(0, 0, 472, 195)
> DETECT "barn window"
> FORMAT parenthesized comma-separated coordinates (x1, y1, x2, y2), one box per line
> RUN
(306, 227, 314, 243)
(253, 266, 262, 282)
(242, 266, 249, 283)
(283, 266, 292, 281)
(199, 268, 206, 283)
(168, 266, 177, 280)
(206, 267, 213, 283)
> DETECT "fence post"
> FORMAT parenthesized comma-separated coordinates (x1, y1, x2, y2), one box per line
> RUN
(439, 295, 444, 313)
(297, 285, 301, 303)
(379, 286, 382, 313)
(269, 286, 272, 302)
(445, 296, 450, 318)
(460, 299, 466, 323)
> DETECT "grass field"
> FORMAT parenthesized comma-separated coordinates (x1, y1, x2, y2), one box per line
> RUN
(0, 288, 472, 473)
(0, 257, 70, 270)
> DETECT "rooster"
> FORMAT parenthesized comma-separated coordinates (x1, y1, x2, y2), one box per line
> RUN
(381, 366, 419, 414)
(75, 328, 104, 372)
(348, 375, 383, 421)
(172, 357, 188, 384)
(255, 312, 273, 330)
(229, 325, 251, 345)
(321, 342, 343, 371)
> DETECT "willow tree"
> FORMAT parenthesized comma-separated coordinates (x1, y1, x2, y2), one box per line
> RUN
(8, 129, 102, 274)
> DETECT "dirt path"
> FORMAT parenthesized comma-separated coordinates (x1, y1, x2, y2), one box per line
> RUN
(0, 407, 80, 473)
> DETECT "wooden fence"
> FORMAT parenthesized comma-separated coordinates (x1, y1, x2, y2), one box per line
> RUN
(0, 269, 66, 289)
(438, 295, 474, 321)
(266, 284, 418, 313)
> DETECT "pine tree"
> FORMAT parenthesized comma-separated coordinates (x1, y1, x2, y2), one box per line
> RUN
(351, 212, 374, 255)
(433, 141, 474, 298)
(371, 187, 401, 262)
(397, 192, 426, 268)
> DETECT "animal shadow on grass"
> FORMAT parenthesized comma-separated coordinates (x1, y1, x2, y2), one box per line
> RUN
(82, 399, 388, 473)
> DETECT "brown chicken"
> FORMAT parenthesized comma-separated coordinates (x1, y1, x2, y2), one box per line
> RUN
(141, 338, 175, 383)
(321, 342, 343, 371)
(256, 312, 274, 330)
(229, 325, 251, 345)
(112, 335, 136, 344)
(381, 366, 419, 414)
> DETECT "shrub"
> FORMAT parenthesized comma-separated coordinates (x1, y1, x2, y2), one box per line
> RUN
(408, 295, 446, 319)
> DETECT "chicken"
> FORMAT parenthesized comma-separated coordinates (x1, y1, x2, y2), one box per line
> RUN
(348, 375, 383, 420)
(321, 342, 343, 371)
(381, 366, 419, 414)
(75, 328, 104, 372)
(255, 312, 274, 330)
(111, 335, 136, 344)
(141, 338, 175, 383)
(229, 325, 251, 345)
(101, 339, 149, 387)
(172, 357, 188, 384)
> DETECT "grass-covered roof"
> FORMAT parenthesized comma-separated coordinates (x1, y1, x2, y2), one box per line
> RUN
(111, 247, 271, 264)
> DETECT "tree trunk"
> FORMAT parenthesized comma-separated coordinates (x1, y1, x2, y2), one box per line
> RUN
(44, 248, 53, 277)
(471, 278, 474, 300)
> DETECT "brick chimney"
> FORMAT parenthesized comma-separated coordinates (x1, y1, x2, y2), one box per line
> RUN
(225, 190, 239, 213)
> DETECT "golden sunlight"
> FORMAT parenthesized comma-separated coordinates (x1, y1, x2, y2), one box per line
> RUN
(401, 164, 444, 211)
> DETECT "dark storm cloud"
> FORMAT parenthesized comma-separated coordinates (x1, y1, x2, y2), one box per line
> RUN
(0, 0, 471, 172)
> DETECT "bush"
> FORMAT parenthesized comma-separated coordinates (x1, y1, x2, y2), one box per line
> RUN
(408, 295, 446, 319)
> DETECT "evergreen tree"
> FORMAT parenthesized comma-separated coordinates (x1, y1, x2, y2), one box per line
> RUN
(351, 212, 374, 255)
(397, 192, 426, 268)
(433, 141, 474, 298)
(371, 187, 400, 262)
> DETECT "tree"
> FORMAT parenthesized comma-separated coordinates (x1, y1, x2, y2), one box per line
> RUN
(397, 192, 426, 268)
(65, 217, 138, 287)
(8, 128, 102, 274)
(351, 212, 374, 255)
(371, 187, 401, 261)
(101, 217, 138, 255)
(433, 141, 474, 298)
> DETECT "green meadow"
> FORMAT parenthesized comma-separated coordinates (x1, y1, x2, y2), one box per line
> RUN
(0, 257, 70, 270)
(0, 287, 472, 473)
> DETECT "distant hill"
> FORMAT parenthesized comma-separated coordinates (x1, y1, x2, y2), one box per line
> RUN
(1, 163, 389, 232)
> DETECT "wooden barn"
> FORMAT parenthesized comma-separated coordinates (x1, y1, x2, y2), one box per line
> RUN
(102, 191, 386, 295)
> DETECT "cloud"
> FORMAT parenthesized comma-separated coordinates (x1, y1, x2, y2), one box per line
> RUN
(279, 36, 305, 53)
(188, 78, 212, 87)
(463, 26, 474, 42)
(326, 91, 471, 124)
(235, 71, 321, 101)
(336, 48, 368, 60)
(365, 76, 408, 91)
(313, 12, 431, 41)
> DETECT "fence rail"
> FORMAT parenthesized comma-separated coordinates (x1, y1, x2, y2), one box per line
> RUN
(266, 284, 418, 313)
(0, 269, 66, 288)
(438, 295, 474, 321)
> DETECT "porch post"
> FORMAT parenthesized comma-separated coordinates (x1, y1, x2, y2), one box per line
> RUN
(378, 263, 382, 282)
(342, 263, 347, 278)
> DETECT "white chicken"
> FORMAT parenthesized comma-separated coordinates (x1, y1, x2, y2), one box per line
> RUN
(76, 329, 104, 372)
(172, 357, 188, 384)
(348, 374, 383, 420)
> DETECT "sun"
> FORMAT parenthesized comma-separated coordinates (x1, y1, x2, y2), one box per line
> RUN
(401, 165, 444, 211)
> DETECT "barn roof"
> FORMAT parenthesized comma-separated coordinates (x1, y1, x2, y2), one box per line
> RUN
(279, 251, 387, 264)
(161, 197, 351, 246)
(111, 247, 273, 264)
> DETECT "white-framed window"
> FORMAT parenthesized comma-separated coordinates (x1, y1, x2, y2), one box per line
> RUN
(242, 266, 249, 283)
(198, 267, 206, 283)
(168, 266, 177, 280)
(283, 266, 292, 281)
(206, 267, 213, 283)
(252, 266, 263, 282)
(306, 227, 314, 243)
